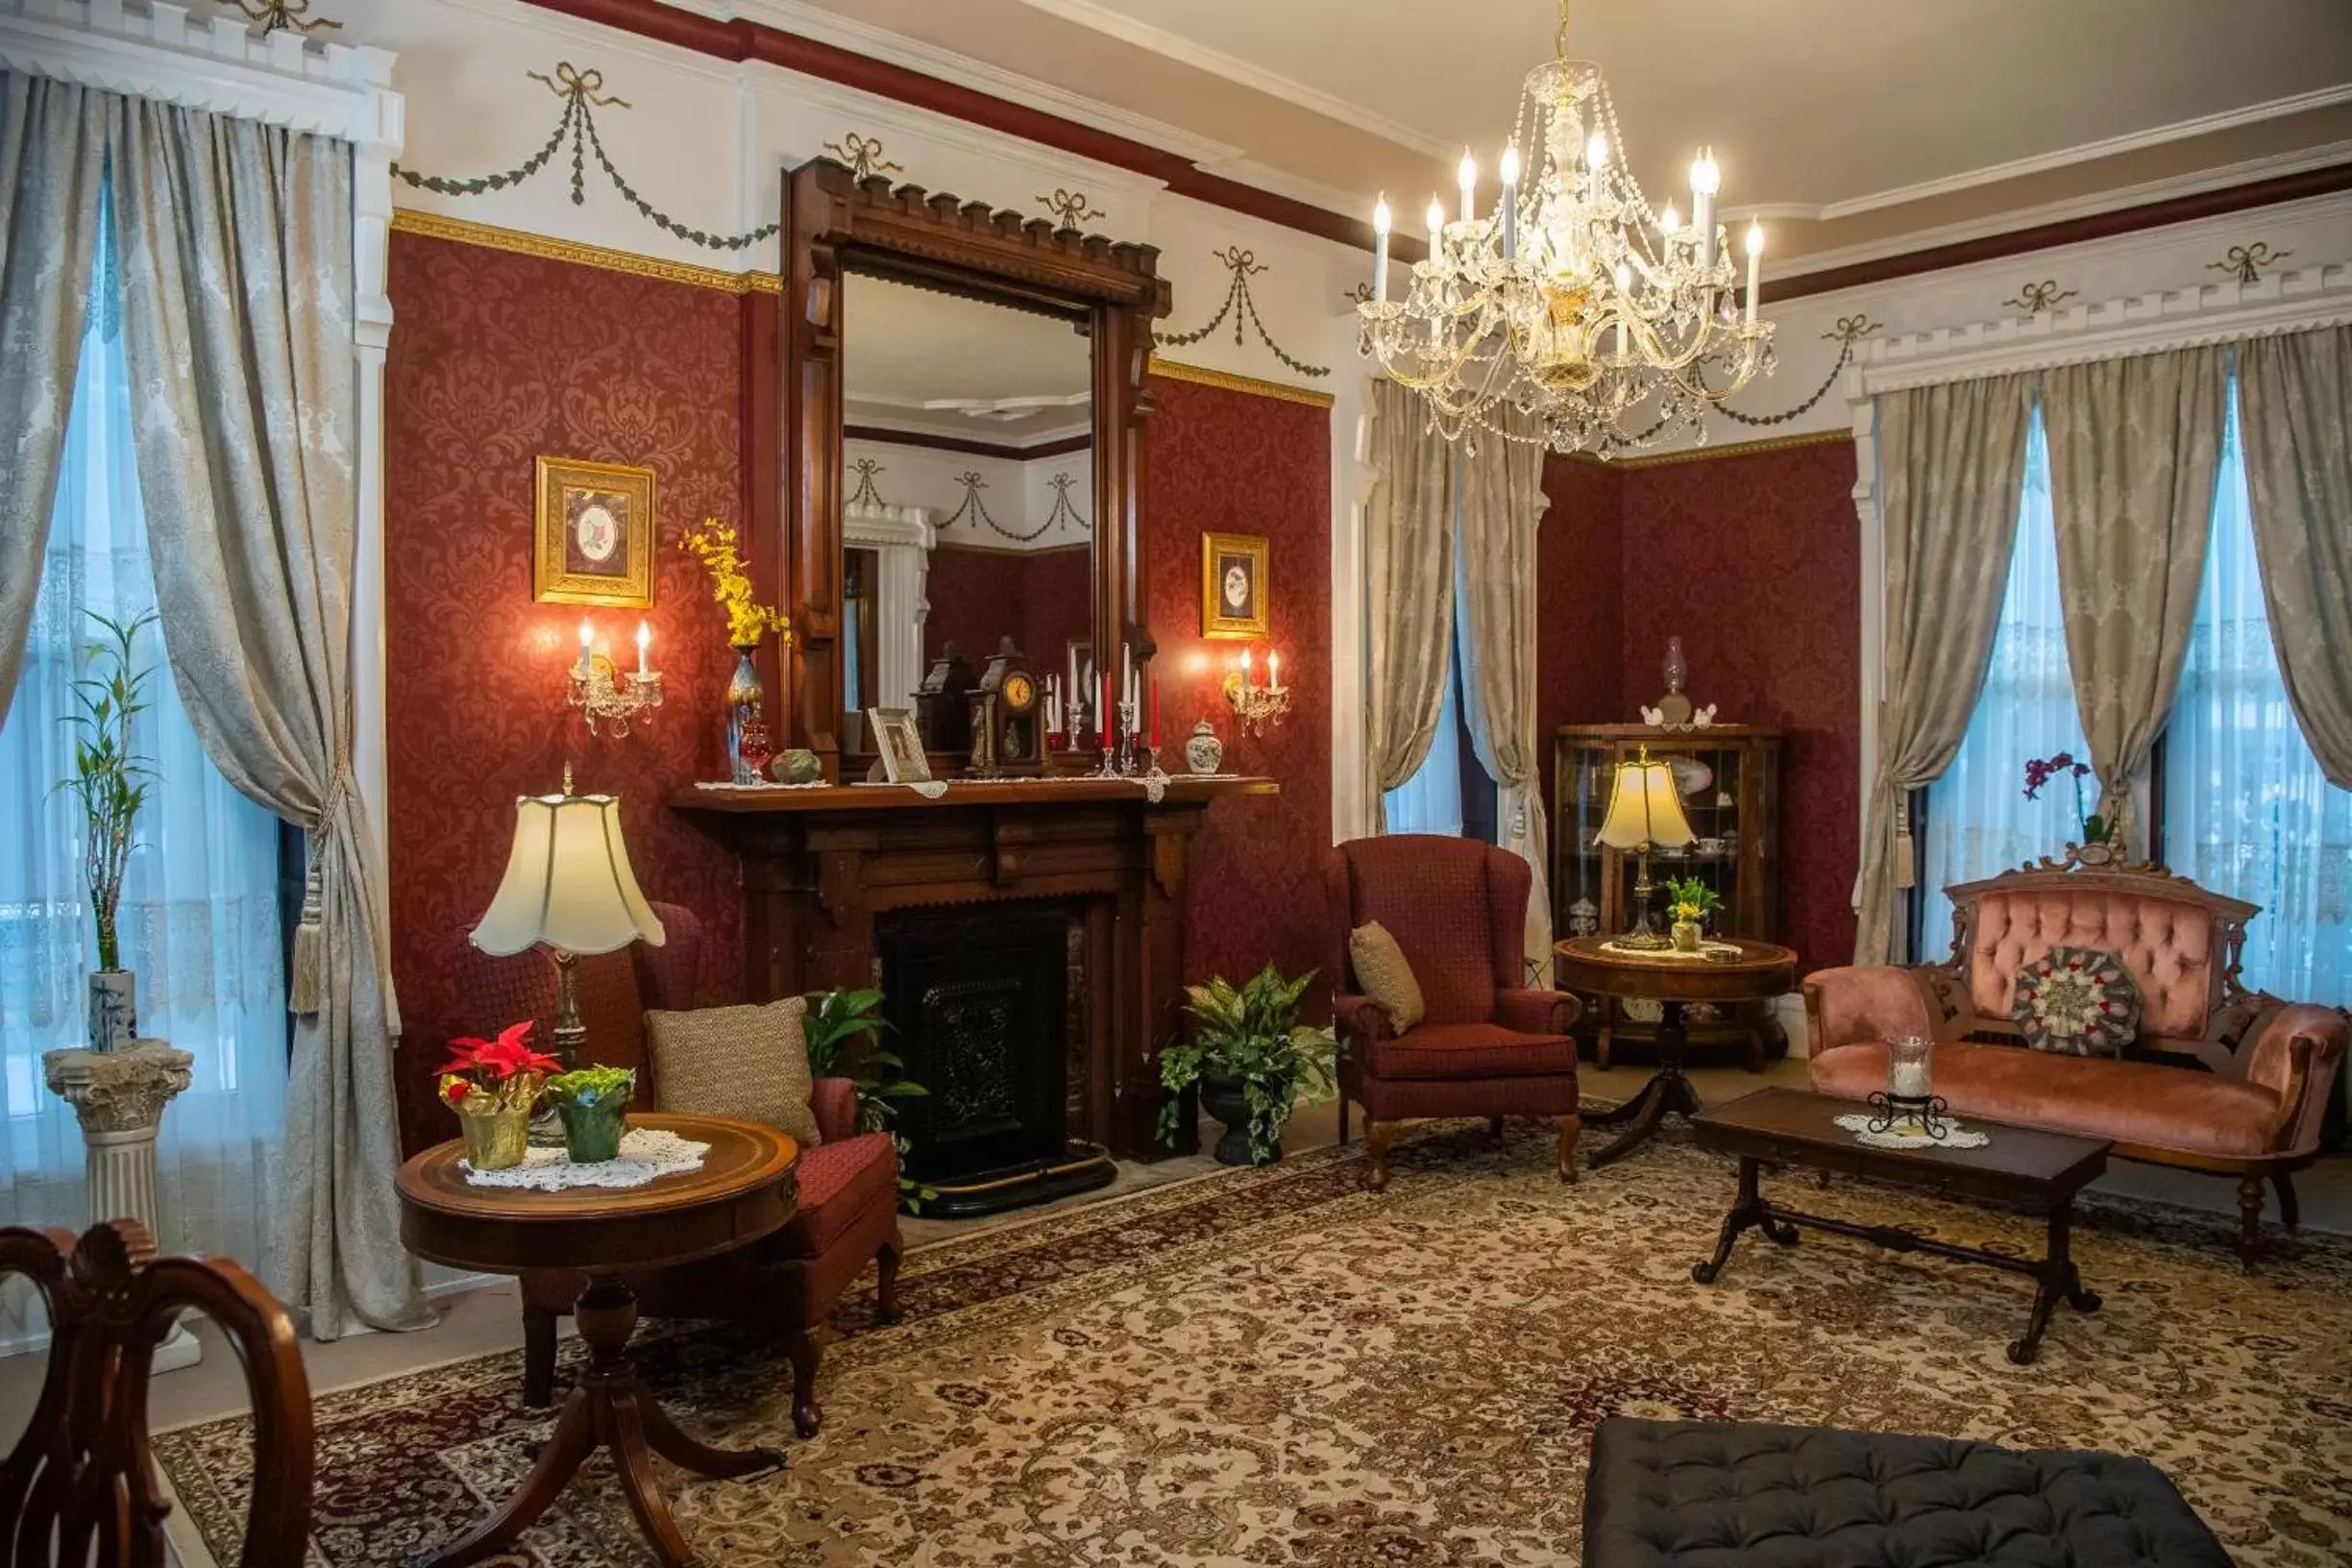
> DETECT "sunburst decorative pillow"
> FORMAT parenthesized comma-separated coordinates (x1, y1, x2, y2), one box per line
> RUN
(2012, 945, 2142, 1057)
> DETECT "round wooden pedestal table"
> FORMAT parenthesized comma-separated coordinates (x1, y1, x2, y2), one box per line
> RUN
(1554, 936, 1799, 1170)
(396, 1113, 799, 1568)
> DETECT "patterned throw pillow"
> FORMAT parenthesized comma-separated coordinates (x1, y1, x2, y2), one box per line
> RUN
(1349, 920, 1425, 1035)
(2012, 946, 2142, 1058)
(646, 996, 822, 1147)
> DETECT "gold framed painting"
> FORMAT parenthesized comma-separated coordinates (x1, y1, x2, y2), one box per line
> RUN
(534, 455, 656, 607)
(1200, 531, 1269, 641)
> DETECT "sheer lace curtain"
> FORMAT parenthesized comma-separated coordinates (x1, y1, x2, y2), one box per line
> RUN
(1922, 411, 2091, 951)
(2165, 395, 2352, 1009)
(0, 228, 286, 1347)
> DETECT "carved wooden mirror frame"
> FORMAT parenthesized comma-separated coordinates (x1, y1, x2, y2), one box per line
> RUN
(777, 158, 1170, 778)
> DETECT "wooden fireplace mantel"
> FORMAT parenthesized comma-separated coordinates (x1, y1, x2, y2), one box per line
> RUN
(673, 776, 1276, 1161)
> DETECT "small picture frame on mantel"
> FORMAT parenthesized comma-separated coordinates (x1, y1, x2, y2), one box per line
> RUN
(1200, 530, 1268, 641)
(534, 455, 656, 607)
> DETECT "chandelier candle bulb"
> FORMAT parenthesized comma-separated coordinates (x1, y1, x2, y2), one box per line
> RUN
(1744, 221, 1763, 326)
(635, 620, 649, 677)
(1497, 149, 1519, 259)
(1372, 196, 1391, 303)
(1239, 648, 1252, 686)
(576, 619, 592, 678)
(1426, 195, 1445, 246)
(1268, 650, 1281, 691)
(1458, 150, 1477, 225)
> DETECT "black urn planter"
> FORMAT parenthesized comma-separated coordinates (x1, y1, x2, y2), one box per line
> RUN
(1199, 1076, 1276, 1166)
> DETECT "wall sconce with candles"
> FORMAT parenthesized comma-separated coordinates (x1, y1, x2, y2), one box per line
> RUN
(568, 616, 663, 736)
(1221, 647, 1291, 737)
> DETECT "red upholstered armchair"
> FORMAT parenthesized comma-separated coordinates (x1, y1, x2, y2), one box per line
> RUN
(453, 902, 902, 1437)
(1325, 836, 1581, 1188)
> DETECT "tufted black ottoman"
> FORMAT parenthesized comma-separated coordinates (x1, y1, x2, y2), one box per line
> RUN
(1583, 1417, 2230, 1567)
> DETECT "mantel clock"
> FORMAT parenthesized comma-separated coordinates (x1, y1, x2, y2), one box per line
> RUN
(968, 638, 1048, 777)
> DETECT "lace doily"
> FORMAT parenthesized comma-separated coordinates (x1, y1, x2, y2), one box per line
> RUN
(461, 1128, 710, 1189)
(1833, 1113, 1992, 1151)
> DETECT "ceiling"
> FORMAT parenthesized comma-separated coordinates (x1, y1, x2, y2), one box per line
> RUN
(843, 275, 1091, 444)
(779, 0, 2352, 266)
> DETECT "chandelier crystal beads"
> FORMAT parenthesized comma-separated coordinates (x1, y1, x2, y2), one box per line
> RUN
(1359, 8, 1776, 455)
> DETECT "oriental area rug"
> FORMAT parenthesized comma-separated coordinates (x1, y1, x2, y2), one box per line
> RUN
(154, 1123, 2352, 1567)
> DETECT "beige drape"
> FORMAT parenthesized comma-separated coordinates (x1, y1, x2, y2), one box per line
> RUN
(2237, 325, 2352, 789)
(111, 99, 429, 1337)
(1855, 374, 2034, 964)
(1457, 409, 1553, 977)
(2043, 347, 2227, 831)
(1366, 379, 1458, 829)
(0, 75, 108, 727)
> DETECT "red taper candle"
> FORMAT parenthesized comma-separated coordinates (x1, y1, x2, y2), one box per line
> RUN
(1100, 667, 1114, 751)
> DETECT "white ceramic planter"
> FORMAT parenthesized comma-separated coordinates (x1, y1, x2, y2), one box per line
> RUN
(87, 969, 137, 1052)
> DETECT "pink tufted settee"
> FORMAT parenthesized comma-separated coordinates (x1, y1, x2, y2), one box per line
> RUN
(1805, 852, 2346, 1262)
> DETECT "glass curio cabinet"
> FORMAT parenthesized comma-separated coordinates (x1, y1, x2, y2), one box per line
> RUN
(1553, 723, 1785, 1067)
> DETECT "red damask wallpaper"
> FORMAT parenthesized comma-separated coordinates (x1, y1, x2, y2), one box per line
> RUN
(382, 233, 751, 1152)
(1143, 375, 1333, 1017)
(1539, 440, 1861, 970)
(922, 544, 1091, 678)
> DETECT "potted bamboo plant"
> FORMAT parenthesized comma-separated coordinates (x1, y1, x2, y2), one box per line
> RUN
(58, 611, 159, 1052)
(1156, 965, 1338, 1166)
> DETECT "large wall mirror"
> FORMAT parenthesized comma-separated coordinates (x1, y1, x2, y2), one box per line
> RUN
(839, 274, 1096, 758)
(777, 160, 1168, 780)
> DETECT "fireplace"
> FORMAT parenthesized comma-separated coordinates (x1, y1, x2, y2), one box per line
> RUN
(878, 902, 1113, 1213)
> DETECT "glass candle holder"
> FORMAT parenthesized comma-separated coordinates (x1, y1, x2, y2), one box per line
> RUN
(1887, 1035, 1933, 1102)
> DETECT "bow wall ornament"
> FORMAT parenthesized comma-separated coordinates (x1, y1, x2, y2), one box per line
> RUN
(2208, 242, 2291, 284)
(847, 458, 889, 508)
(227, 0, 340, 35)
(2004, 280, 2079, 316)
(1039, 189, 1107, 229)
(1157, 246, 1330, 379)
(823, 133, 905, 181)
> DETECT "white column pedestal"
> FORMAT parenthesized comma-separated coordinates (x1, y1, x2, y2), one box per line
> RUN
(42, 1039, 202, 1372)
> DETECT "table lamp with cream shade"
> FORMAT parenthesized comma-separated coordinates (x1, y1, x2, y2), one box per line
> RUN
(470, 768, 666, 1084)
(1595, 747, 1695, 950)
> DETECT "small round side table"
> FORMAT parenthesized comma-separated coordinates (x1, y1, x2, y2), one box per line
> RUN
(397, 1113, 798, 1568)
(1553, 936, 1798, 1169)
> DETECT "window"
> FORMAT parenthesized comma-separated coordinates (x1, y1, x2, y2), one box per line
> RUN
(0, 218, 287, 1328)
(1383, 488, 1499, 840)
(1920, 411, 2089, 949)
(2163, 394, 2352, 1005)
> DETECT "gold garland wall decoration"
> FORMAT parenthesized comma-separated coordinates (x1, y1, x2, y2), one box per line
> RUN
(2209, 242, 2291, 284)
(228, 0, 340, 35)
(847, 458, 889, 508)
(823, 133, 904, 181)
(1158, 246, 1330, 380)
(1039, 189, 1107, 230)
(2004, 280, 2079, 316)
(392, 63, 779, 253)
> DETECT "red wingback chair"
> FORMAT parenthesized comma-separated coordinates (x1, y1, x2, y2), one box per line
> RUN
(1325, 836, 1581, 1188)
(453, 901, 902, 1437)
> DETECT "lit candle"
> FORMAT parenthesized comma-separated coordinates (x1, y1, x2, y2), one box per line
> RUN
(1496, 147, 1518, 260)
(1744, 220, 1763, 326)
(635, 619, 650, 676)
(1585, 131, 1608, 172)
(1660, 202, 1680, 241)
(576, 618, 592, 678)
(1267, 650, 1282, 691)
(1426, 195, 1446, 252)
(1457, 149, 1476, 227)
(1372, 195, 1391, 305)
(1240, 648, 1253, 687)
(1690, 147, 1719, 266)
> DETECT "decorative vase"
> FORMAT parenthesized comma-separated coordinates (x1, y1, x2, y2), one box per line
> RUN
(1670, 919, 1703, 953)
(1198, 1075, 1274, 1166)
(457, 1104, 531, 1171)
(736, 715, 774, 781)
(776, 747, 822, 785)
(725, 646, 764, 784)
(86, 970, 137, 1053)
(1184, 718, 1225, 776)
(558, 1091, 629, 1164)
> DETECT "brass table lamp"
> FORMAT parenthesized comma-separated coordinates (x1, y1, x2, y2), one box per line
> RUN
(1595, 747, 1695, 949)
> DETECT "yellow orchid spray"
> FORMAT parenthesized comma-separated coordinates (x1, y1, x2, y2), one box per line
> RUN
(680, 519, 792, 649)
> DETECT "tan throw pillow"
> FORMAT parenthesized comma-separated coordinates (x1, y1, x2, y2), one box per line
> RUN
(645, 996, 822, 1148)
(1349, 920, 1425, 1035)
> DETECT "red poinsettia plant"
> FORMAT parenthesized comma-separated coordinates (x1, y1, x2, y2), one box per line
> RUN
(2021, 750, 2114, 846)
(437, 1020, 562, 1116)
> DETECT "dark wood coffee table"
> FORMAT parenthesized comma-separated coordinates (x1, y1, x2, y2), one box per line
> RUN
(1553, 936, 1798, 1168)
(398, 1113, 800, 1567)
(1688, 1089, 2110, 1364)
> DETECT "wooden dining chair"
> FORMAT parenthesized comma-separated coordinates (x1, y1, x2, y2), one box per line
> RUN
(0, 1218, 313, 1568)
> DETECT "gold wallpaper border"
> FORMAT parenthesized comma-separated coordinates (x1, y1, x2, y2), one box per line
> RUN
(1573, 428, 1854, 470)
(390, 208, 781, 295)
(1148, 355, 1335, 410)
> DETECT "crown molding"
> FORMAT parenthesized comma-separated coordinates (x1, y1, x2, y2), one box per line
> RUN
(845, 423, 1092, 461)
(1850, 261, 2352, 394)
(0, 0, 399, 147)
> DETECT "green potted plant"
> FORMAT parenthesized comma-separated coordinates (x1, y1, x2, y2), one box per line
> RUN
(58, 611, 159, 1052)
(804, 988, 938, 1212)
(1663, 876, 1721, 952)
(546, 1064, 636, 1163)
(1156, 965, 1338, 1166)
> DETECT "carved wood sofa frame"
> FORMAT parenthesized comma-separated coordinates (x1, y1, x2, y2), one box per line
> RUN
(776, 157, 1170, 782)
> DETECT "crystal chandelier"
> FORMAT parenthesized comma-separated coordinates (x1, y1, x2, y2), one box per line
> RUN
(1358, 0, 1776, 454)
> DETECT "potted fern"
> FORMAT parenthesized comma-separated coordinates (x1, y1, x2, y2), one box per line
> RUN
(58, 612, 159, 1052)
(1156, 965, 1337, 1166)
(804, 988, 938, 1212)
